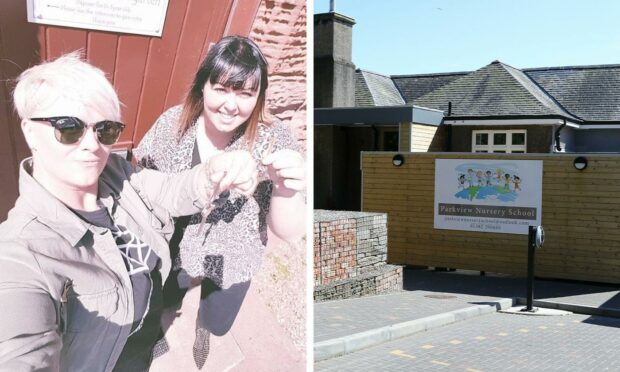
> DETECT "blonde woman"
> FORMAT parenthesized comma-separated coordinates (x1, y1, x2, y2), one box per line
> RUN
(0, 53, 257, 371)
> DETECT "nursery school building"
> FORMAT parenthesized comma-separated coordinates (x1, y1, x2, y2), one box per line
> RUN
(314, 10, 620, 285)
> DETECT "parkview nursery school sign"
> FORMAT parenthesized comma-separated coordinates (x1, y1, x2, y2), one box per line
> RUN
(434, 159, 543, 235)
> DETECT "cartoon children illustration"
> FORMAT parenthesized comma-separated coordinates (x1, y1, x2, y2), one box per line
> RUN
(458, 174, 466, 190)
(485, 170, 492, 186)
(476, 170, 484, 186)
(513, 175, 521, 191)
(466, 168, 474, 188)
(496, 168, 504, 186)
(504, 173, 511, 191)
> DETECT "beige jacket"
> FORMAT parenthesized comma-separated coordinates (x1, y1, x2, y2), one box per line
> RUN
(0, 154, 209, 371)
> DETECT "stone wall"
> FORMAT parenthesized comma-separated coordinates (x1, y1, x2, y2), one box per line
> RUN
(314, 210, 402, 301)
(356, 213, 388, 274)
(315, 217, 357, 285)
(250, 0, 307, 152)
(314, 264, 403, 302)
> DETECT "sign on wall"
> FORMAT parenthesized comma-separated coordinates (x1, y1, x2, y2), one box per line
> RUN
(434, 159, 543, 235)
(27, 0, 169, 37)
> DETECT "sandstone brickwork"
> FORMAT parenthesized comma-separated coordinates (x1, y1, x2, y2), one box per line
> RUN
(250, 0, 307, 152)
(245, 0, 307, 356)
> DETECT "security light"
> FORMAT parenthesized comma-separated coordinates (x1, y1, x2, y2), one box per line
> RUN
(573, 156, 588, 171)
(392, 154, 404, 167)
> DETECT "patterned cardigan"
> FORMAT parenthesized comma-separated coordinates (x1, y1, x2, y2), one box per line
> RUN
(133, 105, 298, 288)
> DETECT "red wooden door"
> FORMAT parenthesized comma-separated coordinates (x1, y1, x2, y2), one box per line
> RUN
(0, 0, 263, 219)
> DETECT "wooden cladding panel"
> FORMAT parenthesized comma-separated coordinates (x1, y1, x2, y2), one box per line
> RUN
(362, 152, 620, 284)
(224, 0, 262, 37)
(46, 27, 87, 59)
(165, 0, 234, 110)
(399, 123, 411, 152)
(411, 124, 438, 152)
(0, 0, 42, 219)
(132, 0, 189, 143)
(86, 33, 119, 83)
(114, 35, 150, 146)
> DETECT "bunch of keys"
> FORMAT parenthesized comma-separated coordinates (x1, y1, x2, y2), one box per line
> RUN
(196, 135, 275, 237)
(196, 185, 226, 236)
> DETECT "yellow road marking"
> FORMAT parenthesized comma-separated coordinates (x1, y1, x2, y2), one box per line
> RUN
(474, 336, 486, 340)
(431, 360, 450, 366)
(556, 323, 565, 326)
(422, 344, 435, 349)
(449, 340, 462, 344)
(466, 368, 483, 372)
(497, 332, 509, 336)
(390, 350, 416, 359)
(519, 329, 529, 333)
(538, 326, 547, 329)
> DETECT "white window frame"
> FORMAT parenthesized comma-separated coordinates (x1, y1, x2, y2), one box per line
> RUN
(472, 129, 527, 153)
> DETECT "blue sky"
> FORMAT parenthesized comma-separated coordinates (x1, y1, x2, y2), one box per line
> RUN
(314, 0, 620, 75)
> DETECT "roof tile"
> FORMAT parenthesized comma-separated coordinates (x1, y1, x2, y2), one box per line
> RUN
(355, 69, 405, 107)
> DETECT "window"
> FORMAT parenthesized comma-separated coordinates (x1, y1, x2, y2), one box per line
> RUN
(472, 130, 526, 153)
(382, 131, 399, 151)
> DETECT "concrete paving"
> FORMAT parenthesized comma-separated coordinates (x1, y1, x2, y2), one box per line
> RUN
(316, 312, 620, 371)
(315, 290, 510, 342)
(314, 268, 620, 363)
(150, 237, 306, 371)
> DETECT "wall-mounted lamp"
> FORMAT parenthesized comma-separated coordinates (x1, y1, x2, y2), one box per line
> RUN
(573, 156, 588, 171)
(392, 154, 405, 167)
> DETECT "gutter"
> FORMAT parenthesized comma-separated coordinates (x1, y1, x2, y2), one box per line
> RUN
(444, 118, 576, 126)
(554, 119, 566, 152)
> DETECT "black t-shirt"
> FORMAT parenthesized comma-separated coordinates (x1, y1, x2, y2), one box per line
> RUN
(72, 206, 163, 371)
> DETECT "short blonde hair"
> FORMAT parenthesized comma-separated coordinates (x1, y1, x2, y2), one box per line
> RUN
(13, 51, 120, 121)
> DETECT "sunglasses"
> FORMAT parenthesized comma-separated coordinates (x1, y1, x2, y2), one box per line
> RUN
(29, 116, 125, 145)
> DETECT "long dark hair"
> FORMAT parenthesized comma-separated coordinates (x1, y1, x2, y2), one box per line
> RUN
(177, 36, 269, 143)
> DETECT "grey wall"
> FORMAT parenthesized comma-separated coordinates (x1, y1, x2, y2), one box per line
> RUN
(315, 125, 377, 211)
(314, 58, 355, 108)
(314, 13, 354, 61)
(574, 129, 620, 152)
(314, 13, 356, 108)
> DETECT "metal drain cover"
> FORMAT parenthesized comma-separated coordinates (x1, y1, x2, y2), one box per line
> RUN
(424, 294, 457, 299)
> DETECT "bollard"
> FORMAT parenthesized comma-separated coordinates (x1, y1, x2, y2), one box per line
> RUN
(522, 225, 544, 312)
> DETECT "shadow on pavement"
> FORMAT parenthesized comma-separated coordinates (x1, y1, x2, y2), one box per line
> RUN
(583, 315, 620, 328)
(403, 267, 620, 318)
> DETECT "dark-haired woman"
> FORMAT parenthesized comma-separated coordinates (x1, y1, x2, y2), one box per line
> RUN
(134, 36, 305, 367)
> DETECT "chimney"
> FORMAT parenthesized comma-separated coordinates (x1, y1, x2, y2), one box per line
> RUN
(314, 9, 356, 107)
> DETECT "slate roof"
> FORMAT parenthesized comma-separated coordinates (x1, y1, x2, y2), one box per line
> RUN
(355, 69, 405, 107)
(354, 61, 620, 123)
(391, 72, 468, 102)
(412, 61, 579, 120)
(524, 65, 620, 122)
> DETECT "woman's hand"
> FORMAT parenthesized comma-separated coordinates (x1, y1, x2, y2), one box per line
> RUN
(207, 150, 258, 196)
(262, 149, 305, 197)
